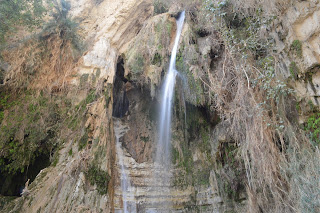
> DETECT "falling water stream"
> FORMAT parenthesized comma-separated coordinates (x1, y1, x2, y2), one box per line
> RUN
(155, 11, 186, 170)
(114, 11, 186, 213)
(114, 120, 137, 213)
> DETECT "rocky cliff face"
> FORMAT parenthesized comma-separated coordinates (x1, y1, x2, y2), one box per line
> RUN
(279, 1, 320, 109)
(1, 0, 320, 212)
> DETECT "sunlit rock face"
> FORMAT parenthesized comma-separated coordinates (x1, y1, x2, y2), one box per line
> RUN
(275, 1, 320, 106)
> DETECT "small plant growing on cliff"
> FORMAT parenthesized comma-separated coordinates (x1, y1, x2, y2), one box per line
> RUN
(85, 164, 110, 195)
(78, 130, 89, 150)
(305, 113, 320, 145)
(291, 40, 303, 57)
(153, 0, 168, 15)
(289, 61, 299, 80)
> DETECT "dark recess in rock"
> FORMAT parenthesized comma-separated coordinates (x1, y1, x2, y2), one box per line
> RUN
(196, 29, 211, 38)
(112, 57, 129, 118)
(0, 153, 50, 196)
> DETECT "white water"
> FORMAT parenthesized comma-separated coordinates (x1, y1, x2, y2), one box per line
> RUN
(114, 120, 137, 213)
(155, 11, 186, 168)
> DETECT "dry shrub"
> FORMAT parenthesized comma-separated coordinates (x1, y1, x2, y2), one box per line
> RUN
(208, 45, 286, 211)
(229, 0, 293, 15)
(286, 141, 320, 212)
(207, 24, 319, 213)
(2, 34, 77, 92)
(153, 0, 202, 14)
(191, 0, 307, 211)
(1, 0, 82, 92)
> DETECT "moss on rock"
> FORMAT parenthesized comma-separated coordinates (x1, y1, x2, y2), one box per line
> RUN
(125, 14, 174, 84)
(85, 164, 110, 195)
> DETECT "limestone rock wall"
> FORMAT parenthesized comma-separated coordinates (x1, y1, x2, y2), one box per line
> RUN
(275, 1, 320, 108)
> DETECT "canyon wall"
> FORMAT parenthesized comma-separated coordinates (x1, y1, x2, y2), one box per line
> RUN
(1, 0, 320, 212)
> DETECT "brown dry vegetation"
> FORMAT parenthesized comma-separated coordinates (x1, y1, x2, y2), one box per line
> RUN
(1, 0, 82, 93)
(229, 0, 293, 15)
(201, 2, 320, 213)
(2, 35, 77, 92)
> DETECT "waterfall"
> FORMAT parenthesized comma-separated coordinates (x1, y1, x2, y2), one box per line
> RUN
(114, 120, 137, 213)
(155, 11, 186, 169)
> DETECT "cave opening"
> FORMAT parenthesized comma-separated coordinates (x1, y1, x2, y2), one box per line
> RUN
(0, 153, 50, 197)
(112, 56, 129, 118)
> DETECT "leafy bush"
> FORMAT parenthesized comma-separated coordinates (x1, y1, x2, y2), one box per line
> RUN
(2, 0, 83, 91)
(42, 0, 83, 51)
(289, 61, 299, 80)
(0, 0, 46, 46)
(291, 40, 303, 57)
(85, 164, 110, 195)
(0, 91, 63, 174)
(305, 113, 320, 145)
(153, 0, 168, 15)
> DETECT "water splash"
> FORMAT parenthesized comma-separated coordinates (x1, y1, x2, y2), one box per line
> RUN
(155, 11, 186, 169)
(114, 120, 137, 213)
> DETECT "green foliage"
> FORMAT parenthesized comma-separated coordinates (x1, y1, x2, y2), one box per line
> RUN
(171, 134, 194, 177)
(200, 126, 210, 153)
(68, 90, 96, 130)
(151, 53, 162, 66)
(85, 164, 110, 195)
(180, 145, 194, 176)
(216, 142, 245, 200)
(217, 143, 237, 167)
(139, 136, 149, 143)
(68, 148, 73, 156)
(193, 167, 211, 186)
(171, 146, 179, 165)
(78, 130, 89, 150)
(128, 54, 145, 79)
(153, 0, 168, 15)
(176, 48, 205, 105)
(289, 61, 299, 80)
(0, 87, 95, 175)
(126, 14, 173, 83)
(1, 0, 83, 90)
(0, 91, 62, 174)
(305, 113, 320, 145)
(204, 0, 293, 107)
(42, 0, 83, 51)
(203, 0, 319, 211)
(172, 106, 213, 187)
(291, 40, 303, 58)
(0, 0, 46, 46)
(254, 56, 294, 104)
(205, 1, 274, 58)
(296, 102, 301, 113)
(223, 181, 237, 199)
(51, 146, 59, 167)
(0, 195, 24, 212)
(85, 90, 97, 104)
